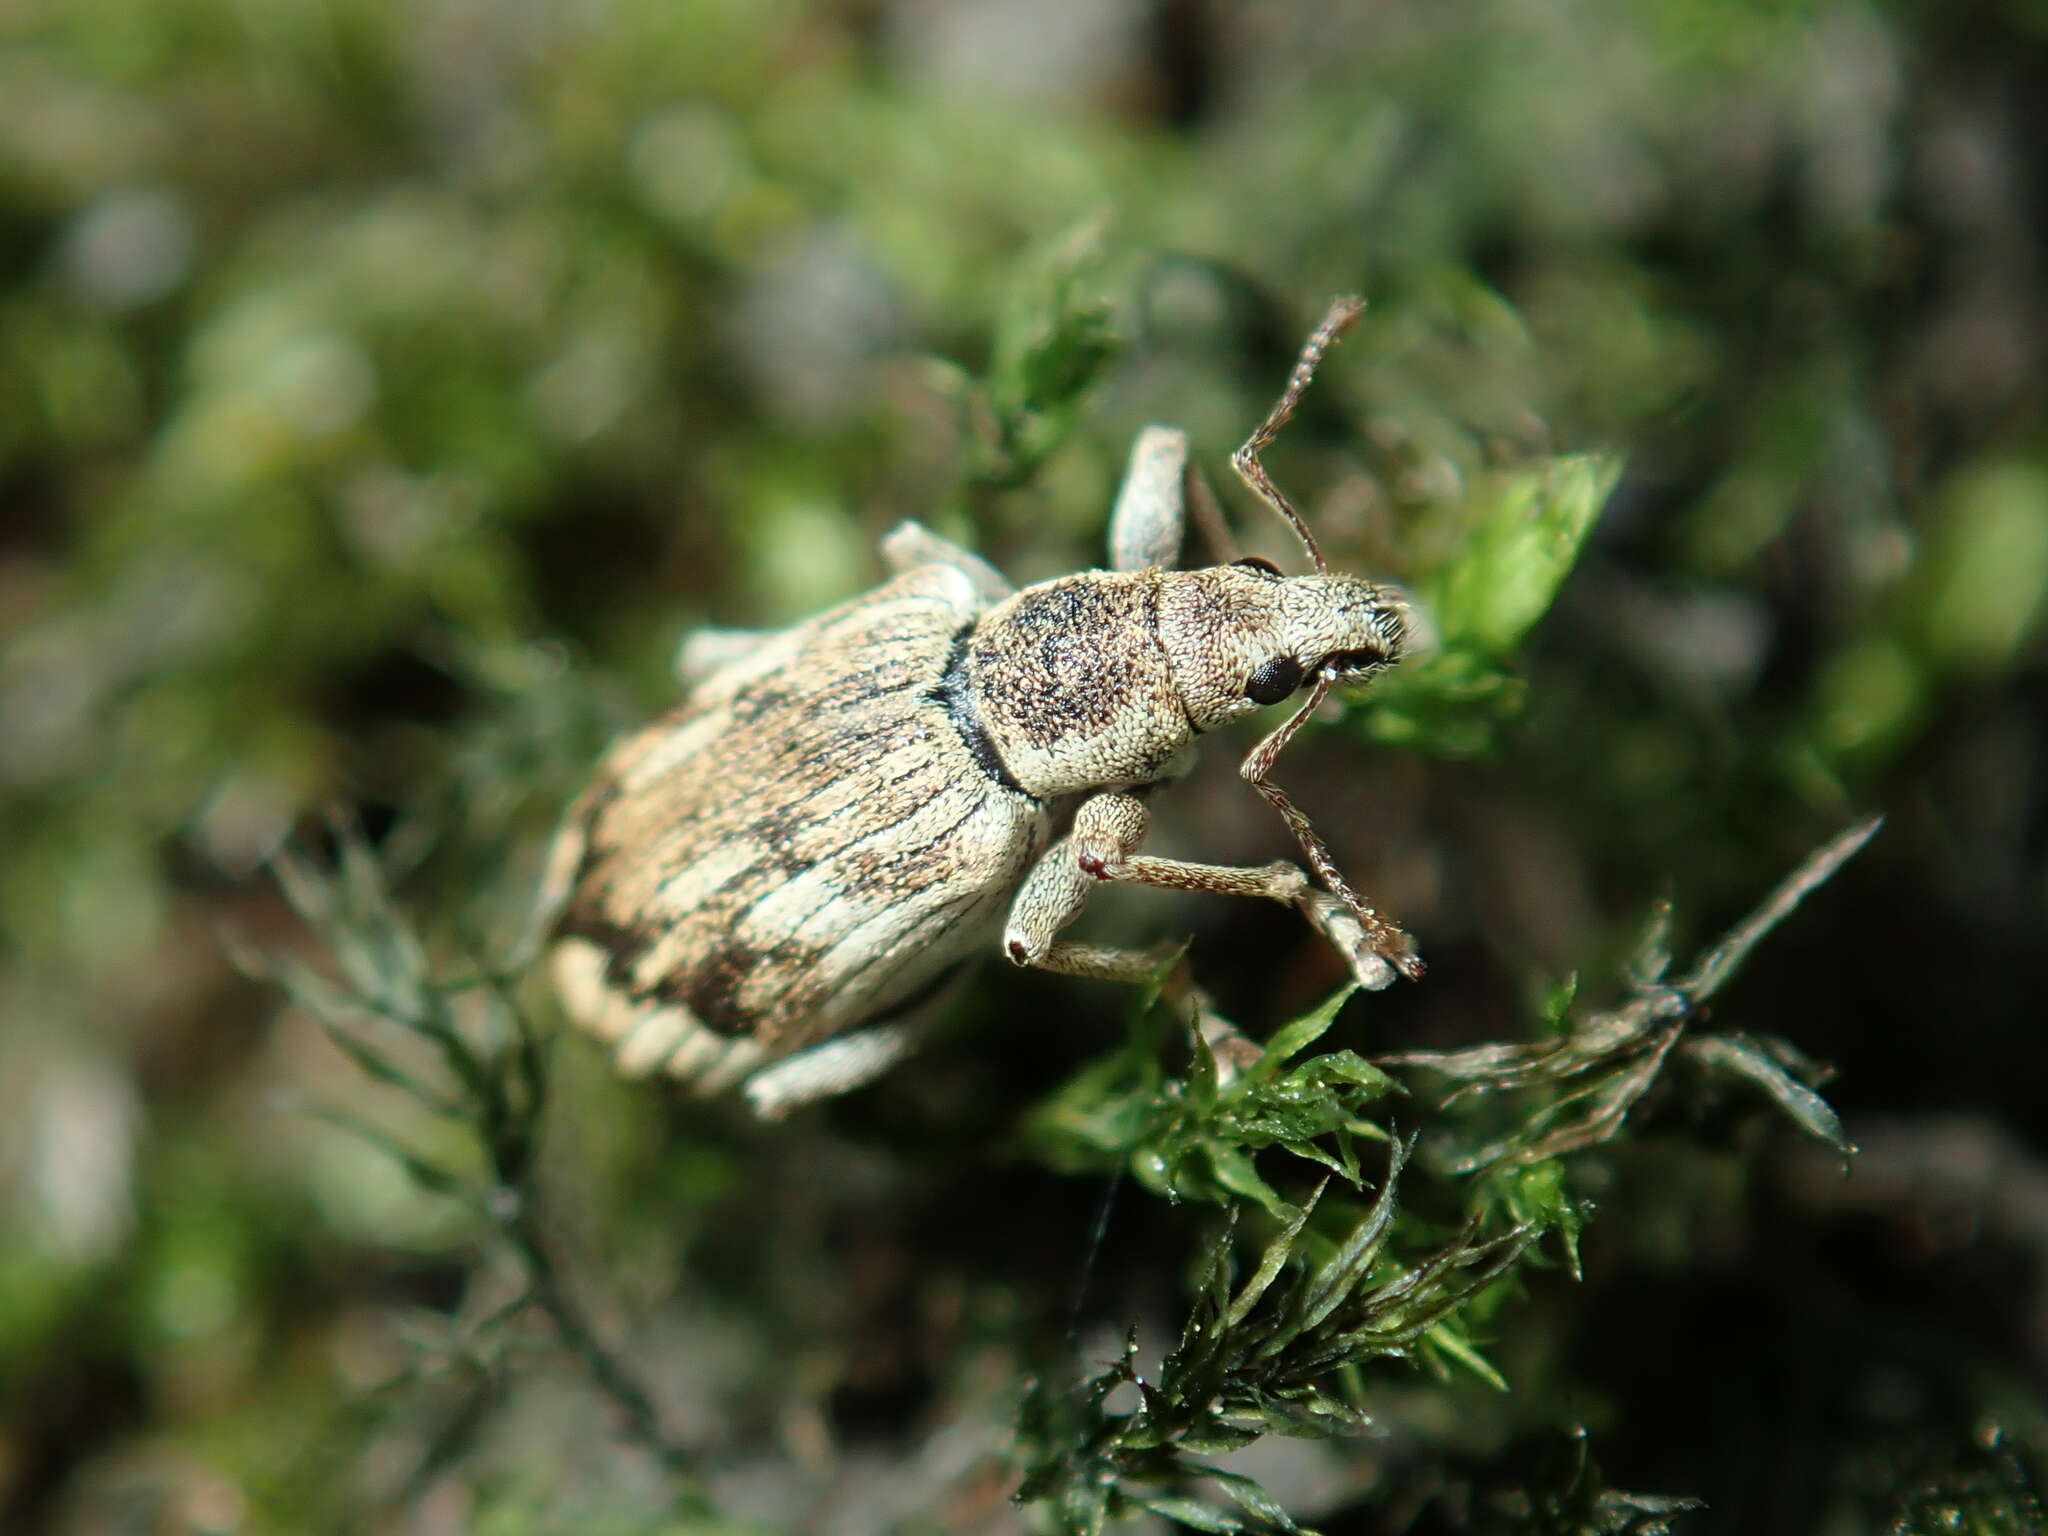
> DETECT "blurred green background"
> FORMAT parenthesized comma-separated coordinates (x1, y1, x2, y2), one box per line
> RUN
(3, 0, 2045, 1531)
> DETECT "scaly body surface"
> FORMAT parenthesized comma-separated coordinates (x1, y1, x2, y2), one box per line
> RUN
(551, 562, 1047, 1096)
(547, 299, 1419, 1116)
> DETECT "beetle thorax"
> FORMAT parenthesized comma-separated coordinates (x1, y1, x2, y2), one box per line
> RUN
(963, 573, 1192, 799)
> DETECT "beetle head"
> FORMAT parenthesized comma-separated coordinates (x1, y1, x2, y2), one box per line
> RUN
(1157, 559, 1406, 733)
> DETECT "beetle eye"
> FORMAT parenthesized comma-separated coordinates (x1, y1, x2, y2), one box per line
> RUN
(1232, 555, 1283, 576)
(1244, 656, 1305, 705)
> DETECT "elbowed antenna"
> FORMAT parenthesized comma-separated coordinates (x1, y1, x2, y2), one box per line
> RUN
(1228, 295, 1366, 575)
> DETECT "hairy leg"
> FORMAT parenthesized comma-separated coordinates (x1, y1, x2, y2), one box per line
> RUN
(741, 1023, 920, 1119)
(1108, 425, 1190, 573)
(1008, 790, 1400, 991)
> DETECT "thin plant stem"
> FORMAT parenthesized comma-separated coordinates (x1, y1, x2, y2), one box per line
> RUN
(501, 1196, 713, 1510)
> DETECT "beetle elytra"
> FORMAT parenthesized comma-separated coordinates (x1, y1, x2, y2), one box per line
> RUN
(544, 297, 1418, 1116)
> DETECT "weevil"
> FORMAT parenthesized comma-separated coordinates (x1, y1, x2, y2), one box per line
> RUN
(543, 297, 1419, 1117)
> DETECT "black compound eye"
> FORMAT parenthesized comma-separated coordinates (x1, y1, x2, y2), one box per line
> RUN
(1244, 656, 1305, 705)
(1232, 555, 1283, 576)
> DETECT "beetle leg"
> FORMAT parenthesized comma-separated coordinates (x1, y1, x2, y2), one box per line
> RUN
(879, 519, 1013, 601)
(1228, 675, 1425, 987)
(1003, 792, 1255, 1069)
(1025, 940, 1261, 1077)
(674, 627, 771, 687)
(741, 1023, 920, 1119)
(1002, 792, 1150, 965)
(1099, 854, 1400, 994)
(1015, 788, 1403, 992)
(1108, 426, 1191, 572)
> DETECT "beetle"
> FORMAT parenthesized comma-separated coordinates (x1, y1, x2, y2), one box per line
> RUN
(542, 297, 1419, 1117)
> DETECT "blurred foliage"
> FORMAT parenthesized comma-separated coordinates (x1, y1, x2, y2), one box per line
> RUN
(3, 0, 2047, 1533)
(1014, 1146, 1541, 1533)
(1358, 451, 1619, 756)
(232, 829, 713, 1510)
(1023, 980, 1402, 1220)
(1383, 817, 1876, 1176)
(968, 217, 1125, 491)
